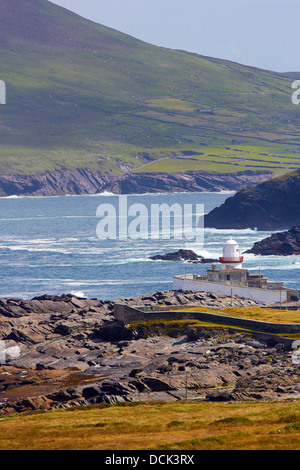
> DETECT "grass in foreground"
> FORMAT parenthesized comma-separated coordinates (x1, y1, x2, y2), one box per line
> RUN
(178, 306, 300, 324)
(1, 400, 300, 450)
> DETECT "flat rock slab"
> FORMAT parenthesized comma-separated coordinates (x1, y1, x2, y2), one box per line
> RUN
(0, 290, 298, 414)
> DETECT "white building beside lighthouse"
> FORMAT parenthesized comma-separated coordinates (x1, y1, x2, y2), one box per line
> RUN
(173, 238, 291, 304)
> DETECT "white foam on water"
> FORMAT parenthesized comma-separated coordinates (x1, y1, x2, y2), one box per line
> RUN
(0, 190, 299, 298)
(70, 290, 86, 298)
(5, 345, 21, 359)
(218, 190, 236, 194)
(5, 245, 72, 254)
(92, 191, 116, 196)
(204, 227, 268, 235)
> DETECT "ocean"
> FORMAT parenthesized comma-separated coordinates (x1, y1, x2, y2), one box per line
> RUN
(0, 191, 299, 301)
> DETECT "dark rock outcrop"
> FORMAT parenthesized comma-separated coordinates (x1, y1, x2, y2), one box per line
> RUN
(150, 249, 218, 263)
(204, 170, 300, 231)
(150, 249, 201, 261)
(245, 225, 300, 255)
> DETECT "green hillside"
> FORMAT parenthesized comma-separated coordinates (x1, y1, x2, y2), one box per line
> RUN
(0, 0, 300, 177)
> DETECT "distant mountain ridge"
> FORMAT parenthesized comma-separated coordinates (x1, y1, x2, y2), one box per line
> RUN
(0, 0, 136, 51)
(0, 0, 299, 194)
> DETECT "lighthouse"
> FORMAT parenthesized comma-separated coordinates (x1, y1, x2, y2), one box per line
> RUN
(219, 237, 243, 270)
(173, 236, 292, 303)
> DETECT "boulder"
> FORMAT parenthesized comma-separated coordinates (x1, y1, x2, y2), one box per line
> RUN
(141, 377, 176, 392)
(94, 322, 135, 341)
(82, 385, 103, 399)
(129, 368, 144, 377)
(46, 389, 74, 402)
(100, 380, 133, 395)
(205, 390, 233, 402)
(14, 396, 52, 411)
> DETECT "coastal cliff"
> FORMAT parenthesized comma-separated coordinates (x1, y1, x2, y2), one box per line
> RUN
(204, 170, 300, 231)
(0, 169, 273, 197)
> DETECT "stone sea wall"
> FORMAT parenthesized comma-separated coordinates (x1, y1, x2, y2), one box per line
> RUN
(114, 303, 300, 335)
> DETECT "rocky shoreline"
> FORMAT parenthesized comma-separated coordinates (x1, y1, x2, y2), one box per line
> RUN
(0, 290, 299, 415)
(0, 168, 273, 197)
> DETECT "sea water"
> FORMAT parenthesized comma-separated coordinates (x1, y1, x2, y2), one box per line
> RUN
(0, 191, 299, 300)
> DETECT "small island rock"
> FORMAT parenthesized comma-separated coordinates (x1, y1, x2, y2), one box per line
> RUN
(150, 249, 218, 263)
(245, 226, 300, 256)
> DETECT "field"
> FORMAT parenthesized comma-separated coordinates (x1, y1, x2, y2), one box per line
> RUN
(0, 142, 298, 178)
(1, 1, 300, 177)
(0, 400, 300, 450)
(134, 143, 300, 175)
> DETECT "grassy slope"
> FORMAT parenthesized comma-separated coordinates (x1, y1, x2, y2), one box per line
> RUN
(1, 401, 300, 450)
(0, 0, 300, 176)
(175, 306, 300, 324)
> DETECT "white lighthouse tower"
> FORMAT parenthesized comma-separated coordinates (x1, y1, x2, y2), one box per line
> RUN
(219, 237, 243, 270)
(173, 236, 291, 303)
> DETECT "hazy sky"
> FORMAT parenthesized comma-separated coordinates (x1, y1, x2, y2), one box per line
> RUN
(50, 0, 299, 72)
